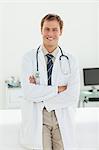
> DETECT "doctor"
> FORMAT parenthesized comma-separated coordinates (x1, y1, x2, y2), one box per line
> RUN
(20, 14, 80, 150)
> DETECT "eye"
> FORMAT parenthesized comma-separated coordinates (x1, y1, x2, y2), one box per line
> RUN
(53, 28, 58, 32)
(44, 28, 50, 32)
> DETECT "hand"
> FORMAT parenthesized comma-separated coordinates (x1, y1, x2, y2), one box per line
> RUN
(58, 85, 67, 93)
(29, 75, 36, 84)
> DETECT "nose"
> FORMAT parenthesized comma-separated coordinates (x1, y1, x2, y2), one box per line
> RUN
(47, 29, 54, 36)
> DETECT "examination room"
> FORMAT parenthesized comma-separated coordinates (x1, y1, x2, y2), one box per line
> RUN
(0, 1, 99, 150)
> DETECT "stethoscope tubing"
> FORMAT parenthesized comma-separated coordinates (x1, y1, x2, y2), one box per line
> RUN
(36, 46, 41, 72)
(36, 45, 70, 75)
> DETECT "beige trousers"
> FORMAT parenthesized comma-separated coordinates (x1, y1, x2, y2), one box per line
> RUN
(43, 108, 64, 150)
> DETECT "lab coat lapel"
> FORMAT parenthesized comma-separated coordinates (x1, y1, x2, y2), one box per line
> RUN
(38, 48, 47, 85)
(52, 49, 61, 85)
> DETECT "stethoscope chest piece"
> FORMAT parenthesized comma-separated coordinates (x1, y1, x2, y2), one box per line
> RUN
(35, 71, 40, 84)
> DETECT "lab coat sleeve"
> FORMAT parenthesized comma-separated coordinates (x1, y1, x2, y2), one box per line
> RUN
(21, 52, 58, 103)
(43, 57, 80, 111)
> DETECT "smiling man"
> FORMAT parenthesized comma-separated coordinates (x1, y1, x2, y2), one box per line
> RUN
(20, 14, 80, 150)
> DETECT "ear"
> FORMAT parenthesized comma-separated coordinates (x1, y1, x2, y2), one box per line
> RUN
(60, 29, 63, 36)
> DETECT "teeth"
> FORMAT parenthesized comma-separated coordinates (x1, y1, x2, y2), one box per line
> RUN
(47, 37, 53, 40)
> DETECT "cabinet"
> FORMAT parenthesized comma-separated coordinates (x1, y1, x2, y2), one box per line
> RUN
(5, 86, 23, 109)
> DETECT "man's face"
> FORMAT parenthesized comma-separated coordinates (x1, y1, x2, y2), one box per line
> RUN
(41, 20, 62, 49)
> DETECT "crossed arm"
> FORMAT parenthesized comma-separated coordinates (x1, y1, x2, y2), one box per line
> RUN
(29, 75, 67, 93)
(22, 53, 80, 108)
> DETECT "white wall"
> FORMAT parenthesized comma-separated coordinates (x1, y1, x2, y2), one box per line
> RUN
(97, 2, 99, 65)
(0, 5, 5, 108)
(0, 2, 98, 108)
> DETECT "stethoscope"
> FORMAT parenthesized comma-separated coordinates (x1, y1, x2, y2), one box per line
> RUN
(35, 45, 71, 83)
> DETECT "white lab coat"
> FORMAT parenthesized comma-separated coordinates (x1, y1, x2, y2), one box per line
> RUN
(19, 47, 80, 150)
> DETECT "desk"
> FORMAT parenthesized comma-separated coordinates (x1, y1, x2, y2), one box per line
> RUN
(79, 90, 99, 107)
(5, 85, 23, 109)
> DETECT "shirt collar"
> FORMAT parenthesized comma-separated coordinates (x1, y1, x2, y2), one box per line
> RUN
(41, 44, 59, 58)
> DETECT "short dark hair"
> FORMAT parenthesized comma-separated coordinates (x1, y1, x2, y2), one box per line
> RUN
(41, 14, 63, 30)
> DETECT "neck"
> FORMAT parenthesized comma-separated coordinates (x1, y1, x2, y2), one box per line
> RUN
(44, 44, 58, 53)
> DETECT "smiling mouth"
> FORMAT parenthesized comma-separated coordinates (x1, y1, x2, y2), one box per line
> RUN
(46, 37, 54, 41)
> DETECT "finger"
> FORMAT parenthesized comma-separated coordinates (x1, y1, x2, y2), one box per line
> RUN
(29, 78, 36, 84)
